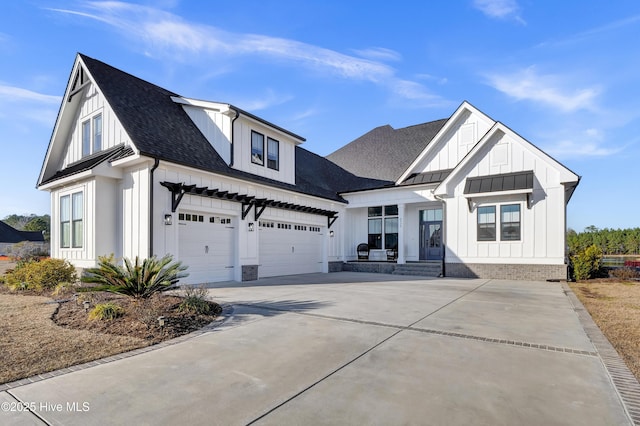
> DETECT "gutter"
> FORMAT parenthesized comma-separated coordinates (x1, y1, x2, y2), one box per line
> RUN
(149, 158, 160, 257)
(229, 107, 240, 167)
(433, 193, 446, 277)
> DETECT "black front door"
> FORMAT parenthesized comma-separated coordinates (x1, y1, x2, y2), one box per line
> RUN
(419, 209, 443, 261)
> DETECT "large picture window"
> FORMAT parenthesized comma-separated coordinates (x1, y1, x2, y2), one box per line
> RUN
(60, 192, 83, 248)
(477, 206, 496, 241)
(267, 137, 279, 170)
(251, 131, 264, 165)
(367, 205, 398, 250)
(501, 204, 521, 241)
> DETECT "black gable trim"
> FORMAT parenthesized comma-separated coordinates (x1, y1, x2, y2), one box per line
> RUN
(464, 171, 534, 195)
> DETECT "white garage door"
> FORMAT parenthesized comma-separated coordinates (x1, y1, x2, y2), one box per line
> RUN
(178, 212, 235, 284)
(258, 221, 324, 278)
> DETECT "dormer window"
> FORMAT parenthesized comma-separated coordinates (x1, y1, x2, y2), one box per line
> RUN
(251, 131, 264, 165)
(267, 137, 279, 170)
(82, 113, 102, 157)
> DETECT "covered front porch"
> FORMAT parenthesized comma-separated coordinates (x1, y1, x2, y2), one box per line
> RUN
(340, 184, 445, 266)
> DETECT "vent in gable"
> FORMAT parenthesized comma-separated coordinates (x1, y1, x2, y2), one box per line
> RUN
(458, 123, 475, 146)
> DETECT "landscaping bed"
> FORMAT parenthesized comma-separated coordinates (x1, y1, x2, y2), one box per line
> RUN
(569, 279, 640, 382)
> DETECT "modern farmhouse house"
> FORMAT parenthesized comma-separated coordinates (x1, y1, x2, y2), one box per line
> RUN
(38, 54, 580, 283)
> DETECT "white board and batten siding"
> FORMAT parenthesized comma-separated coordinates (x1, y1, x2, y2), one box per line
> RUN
(62, 82, 131, 168)
(445, 129, 567, 266)
(181, 106, 233, 164)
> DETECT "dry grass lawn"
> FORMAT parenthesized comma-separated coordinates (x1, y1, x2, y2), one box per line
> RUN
(569, 280, 640, 381)
(0, 292, 146, 384)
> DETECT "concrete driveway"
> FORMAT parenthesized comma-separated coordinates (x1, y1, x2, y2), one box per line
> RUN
(1, 272, 635, 425)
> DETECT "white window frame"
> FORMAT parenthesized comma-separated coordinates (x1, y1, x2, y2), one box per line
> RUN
(60, 191, 84, 249)
(81, 112, 103, 157)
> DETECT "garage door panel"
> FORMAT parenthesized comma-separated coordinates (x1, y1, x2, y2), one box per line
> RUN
(258, 221, 323, 278)
(178, 212, 234, 284)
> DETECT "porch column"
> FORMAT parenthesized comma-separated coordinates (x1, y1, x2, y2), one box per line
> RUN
(397, 203, 406, 264)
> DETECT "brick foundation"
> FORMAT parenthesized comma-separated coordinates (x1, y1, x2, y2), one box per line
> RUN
(242, 265, 258, 281)
(328, 261, 343, 272)
(445, 263, 567, 281)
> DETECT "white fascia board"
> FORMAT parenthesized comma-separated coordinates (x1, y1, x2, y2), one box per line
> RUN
(170, 96, 234, 115)
(464, 188, 533, 199)
(38, 170, 93, 191)
(396, 101, 495, 184)
(110, 153, 152, 168)
(237, 113, 305, 145)
(433, 122, 501, 196)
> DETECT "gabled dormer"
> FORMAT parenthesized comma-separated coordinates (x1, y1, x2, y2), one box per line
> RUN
(172, 97, 304, 186)
(38, 54, 135, 188)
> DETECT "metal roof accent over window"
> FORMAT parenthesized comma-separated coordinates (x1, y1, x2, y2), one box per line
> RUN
(463, 171, 534, 195)
(401, 169, 453, 186)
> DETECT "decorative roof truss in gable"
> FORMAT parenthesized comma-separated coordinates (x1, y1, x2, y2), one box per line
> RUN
(67, 65, 90, 102)
(160, 181, 339, 228)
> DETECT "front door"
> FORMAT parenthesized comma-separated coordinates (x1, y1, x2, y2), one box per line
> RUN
(419, 209, 443, 261)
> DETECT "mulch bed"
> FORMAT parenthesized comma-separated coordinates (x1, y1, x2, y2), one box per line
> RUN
(53, 291, 222, 344)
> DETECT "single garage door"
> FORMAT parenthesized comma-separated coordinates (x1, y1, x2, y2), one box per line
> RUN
(258, 221, 323, 278)
(178, 212, 235, 284)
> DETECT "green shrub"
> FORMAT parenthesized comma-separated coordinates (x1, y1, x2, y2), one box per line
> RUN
(81, 255, 188, 299)
(88, 302, 125, 321)
(178, 285, 211, 314)
(571, 244, 603, 281)
(4, 258, 77, 292)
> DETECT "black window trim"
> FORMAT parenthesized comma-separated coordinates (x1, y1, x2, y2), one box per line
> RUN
(267, 136, 280, 171)
(251, 130, 265, 166)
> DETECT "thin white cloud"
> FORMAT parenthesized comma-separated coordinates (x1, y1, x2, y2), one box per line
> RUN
(233, 89, 294, 112)
(485, 67, 600, 112)
(537, 14, 640, 48)
(472, 0, 525, 24)
(352, 47, 402, 62)
(50, 1, 448, 106)
(0, 84, 61, 104)
(544, 139, 623, 158)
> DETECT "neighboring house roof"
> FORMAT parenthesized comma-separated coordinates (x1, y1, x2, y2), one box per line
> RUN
(0, 221, 44, 244)
(325, 119, 448, 182)
(43, 54, 381, 203)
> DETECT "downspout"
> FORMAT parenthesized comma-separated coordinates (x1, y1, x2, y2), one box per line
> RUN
(433, 193, 446, 277)
(149, 158, 160, 257)
(229, 107, 240, 167)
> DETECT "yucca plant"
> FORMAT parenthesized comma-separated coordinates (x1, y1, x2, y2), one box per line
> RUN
(81, 255, 188, 299)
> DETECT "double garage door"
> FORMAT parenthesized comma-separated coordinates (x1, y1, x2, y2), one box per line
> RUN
(178, 212, 324, 284)
(258, 221, 324, 278)
(178, 212, 235, 285)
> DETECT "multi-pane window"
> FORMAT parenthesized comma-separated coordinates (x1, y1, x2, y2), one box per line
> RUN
(93, 114, 102, 153)
(81, 113, 102, 157)
(501, 204, 521, 241)
(251, 131, 264, 165)
(477, 206, 496, 241)
(60, 195, 70, 248)
(267, 137, 279, 170)
(477, 204, 522, 241)
(82, 120, 91, 157)
(367, 205, 398, 250)
(60, 192, 83, 248)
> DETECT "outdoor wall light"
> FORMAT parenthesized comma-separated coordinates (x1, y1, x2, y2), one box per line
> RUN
(83, 300, 90, 312)
(157, 316, 165, 327)
(329, 230, 335, 238)
(164, 214, 173, 225)
(248, 222, 255, 232)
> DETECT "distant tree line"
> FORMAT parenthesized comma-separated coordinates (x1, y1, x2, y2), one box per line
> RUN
(2, 214, 50, 242)
(567, 226, 640, 256)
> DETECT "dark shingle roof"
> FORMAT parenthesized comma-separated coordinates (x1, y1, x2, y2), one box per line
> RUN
(326, 119, 448, 182)
(0, 221, 44, 244)
(464, 171, 534, 194)
(75, 54, 381, 203)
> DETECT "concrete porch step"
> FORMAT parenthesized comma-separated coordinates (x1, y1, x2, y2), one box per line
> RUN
(392, 263, 441, 277)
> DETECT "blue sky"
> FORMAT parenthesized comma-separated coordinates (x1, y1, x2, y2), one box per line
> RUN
(1, 0, 639, 231)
